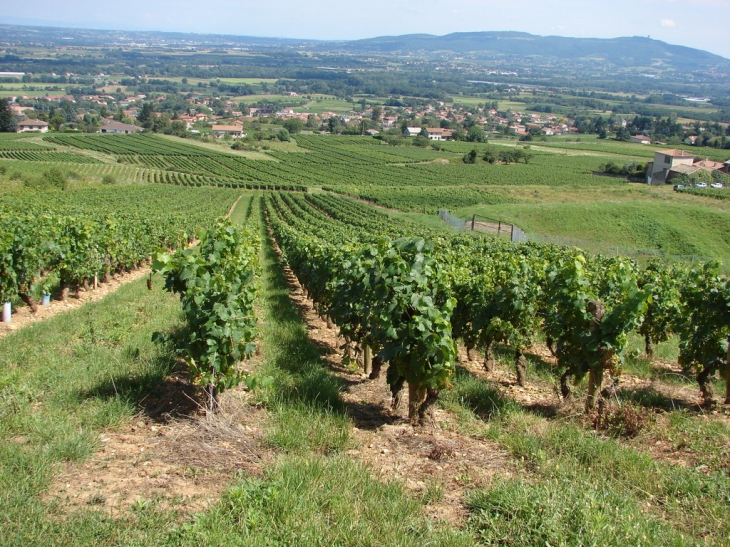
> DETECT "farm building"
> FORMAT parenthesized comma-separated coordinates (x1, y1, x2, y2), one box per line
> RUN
(211, 125, 247, 138)
(98, 120, 142, 134)
(17, 119, 49, 133)
(647, 149, 695, 185)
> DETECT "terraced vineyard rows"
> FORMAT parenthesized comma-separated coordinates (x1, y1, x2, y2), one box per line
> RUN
(0, 150, 100, 163)
(267, 191, 730, 408)
(0, 186, 240, 310)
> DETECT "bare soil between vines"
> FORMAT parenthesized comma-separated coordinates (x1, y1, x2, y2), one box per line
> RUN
(45, 381, 271, 517)
(277, 261, 516, 525)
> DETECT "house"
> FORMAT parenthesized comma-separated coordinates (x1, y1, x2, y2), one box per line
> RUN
(98, 120, 142, 134)
(630, 136, 651, 145)
(179, 115, 196, 129)
(647, 149, 695, 185)
(366, 129, 379, 136)
(381, 116, 397, 128)
(404, 127, 422, 137)
(211, 125, 246, 138)
(693, 159, 725, 172)
(425, 127, 453, 141)
(17, 119, 49, 133)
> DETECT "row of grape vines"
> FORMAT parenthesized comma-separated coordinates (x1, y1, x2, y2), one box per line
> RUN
(265, 192, 457, 424)
(0, 151, 100, 163)
(154, 196, 261, 411)
(33, 133, 621, 194)
(44, 133, 225, 156)
(0, 186, 240, 312)
(268, 191, 730, 409)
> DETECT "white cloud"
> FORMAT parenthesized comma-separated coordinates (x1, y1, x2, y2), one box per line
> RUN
(660, 18, 677, 27)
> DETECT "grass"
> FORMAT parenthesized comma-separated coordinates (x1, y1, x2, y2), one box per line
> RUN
(170, 455, 474, 547)
(455, 196, 730, 261)
(295, 97, 356, 114)
(156, 135, 274, 161)
(440, 369, 730, 546)
(0, 275, 186, 546)
(252, 202, 352, 454)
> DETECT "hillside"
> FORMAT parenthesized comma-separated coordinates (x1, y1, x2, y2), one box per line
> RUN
(1, 24, 728, 75)
(340, 32, 730, 71)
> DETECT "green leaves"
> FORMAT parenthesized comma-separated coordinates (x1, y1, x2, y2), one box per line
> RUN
(546, 254, 650, 380)
(266, 194, 457, 394)
(153, 216, 261, 402)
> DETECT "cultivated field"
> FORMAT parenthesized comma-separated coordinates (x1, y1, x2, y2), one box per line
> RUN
(1, 132, 729, 546)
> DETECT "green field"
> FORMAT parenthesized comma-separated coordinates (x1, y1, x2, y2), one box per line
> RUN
(2, 130, 730, 546)
(2, 131, 730, 262)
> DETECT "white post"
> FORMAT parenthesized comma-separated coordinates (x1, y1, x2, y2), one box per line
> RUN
(2, 302, 11, 323)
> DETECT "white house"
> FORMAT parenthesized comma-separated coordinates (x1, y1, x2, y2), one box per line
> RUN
(98, 120, 142, 134)
(17, 119, 49, 133)
(647, 149, 695, 184)
(405, 127, 422, 137)
(211, 125, 246, 138)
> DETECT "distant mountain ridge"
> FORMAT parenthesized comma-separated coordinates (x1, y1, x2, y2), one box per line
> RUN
(0, 24, 727, 73)
(338, 32, 729, 70)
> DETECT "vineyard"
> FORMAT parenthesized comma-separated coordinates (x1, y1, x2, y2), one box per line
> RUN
(1, 132, 729, 546)
(0, 185, 239, 310)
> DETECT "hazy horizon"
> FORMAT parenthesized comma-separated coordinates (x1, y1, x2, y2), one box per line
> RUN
(1, 0, 729, 59)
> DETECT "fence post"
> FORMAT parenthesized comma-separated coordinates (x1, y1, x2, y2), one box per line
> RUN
(472, 214, 476, 231)
(498, 221, 501, 236)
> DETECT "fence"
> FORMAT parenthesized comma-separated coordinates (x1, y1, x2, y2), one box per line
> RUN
(438, 209, 526, 242)
(437, 209, 713, 266)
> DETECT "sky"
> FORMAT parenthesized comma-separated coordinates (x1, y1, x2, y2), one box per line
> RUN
(2, 0, 730, 59)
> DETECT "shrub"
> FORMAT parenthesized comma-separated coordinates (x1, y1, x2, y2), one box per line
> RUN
(594, 400, 654, 438)
(101, 174, 117, 185)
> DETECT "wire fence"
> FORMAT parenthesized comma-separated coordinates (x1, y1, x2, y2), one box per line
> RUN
(437, 209, 714, 265)
(438, 209, 527, 242)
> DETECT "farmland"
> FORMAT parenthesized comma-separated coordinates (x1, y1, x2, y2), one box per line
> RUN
(1, 131, 730, 546)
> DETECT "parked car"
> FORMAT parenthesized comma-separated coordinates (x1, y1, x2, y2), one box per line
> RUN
(711, 182, 724, 189)
(695, 182, 708, 188)
(673, 184, 686, 190)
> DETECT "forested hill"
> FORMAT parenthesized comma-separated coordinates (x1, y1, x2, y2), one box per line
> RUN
(337, 32, 729, 71)
(1, 24, 728, 74)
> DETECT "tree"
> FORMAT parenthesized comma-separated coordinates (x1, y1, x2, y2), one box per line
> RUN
(137, 102, 156, 129)
(462, 149, 478, 164)
(615, 127, 631, 141)
(276, 128, 290, 141)
(0, 98, 18, 132)
(282, 118, 304, 134)
(466, 126, 486, 143)
(483, 147, 498, 164)
(49, 115, 66, 131)
(412, 135, 430, 148)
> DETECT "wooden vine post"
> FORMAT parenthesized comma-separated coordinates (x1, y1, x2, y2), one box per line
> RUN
(726, 336, 730, 405)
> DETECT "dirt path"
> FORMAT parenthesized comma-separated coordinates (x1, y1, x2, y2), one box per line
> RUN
(45, 382, 270, 515)
(0, 267, 151, 340)
(1, 194, 243, 340)
(270, 243, 515, 524)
